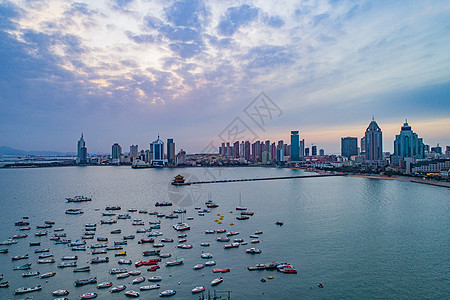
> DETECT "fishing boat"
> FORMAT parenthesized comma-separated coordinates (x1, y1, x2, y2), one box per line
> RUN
(246, 248, 262, 254)
(0, 249, 8, 253)
(155, 202, 172, 207)
(247, 264, 266, 271)
(102, 212, 116, 216)
(277, 264, 297, 274)
(65, 208, 83, 215)
(14, 263, 31, 270)
(70, 240, 86, 246)
(143, 250, 160, 256)
(147, 265, 160, 271)
(224, 242, 240, 249)
(165, 258, 184, 266)
(165, 214, 178, 219)
(226, 231, 239, 236)
(12, 234, 28, 239)
(74, 277, 97, 286)
(37, 258, 55, 264)
(193, 264, 204, 270)
(161, 238, 173, 243)
(115, 251, 126, 256)
(38, 253, 53, 258)
(105, 206, 121, 210)
(71, 246, 86, 251)
(0, 281, 8, 288)
(114, 241, 127, 245)
(22, 271, 40, 277)
(29, 242, 41, 247)
(216, 237, 229, 242)
(54, 227, 64, 231)
(159, 253, 171, 258)
(110, 285, 126, 293)
(132, 276, 145, 284)
(200, 242, 210, 247)
(1, 239, 18, 245)
(106, 246, 123, 250)
(97, 281, 113, 288)
(123, 235, 135, 239)
(139, 210, 148, 214)
(12, 254, 29, 261)
(52, 289, 69, 296)
(20, 227, 31, 230)
(35, 231, 48, 236)
(124, 290, 140, 297)
(201, 253, 213, 258)
(211, 277, 223, 286)
(35, 248, 49, 253)
(135, 259, 160, 267)
(73, 266, 90, 272)
(173, 222, 190, 231)
(100, 219, 117, 225)
(66, 196, 91, 202)
(92, 249, 106, 255)
(117, 272, 130, 279)
(159, 289, 176, 297)
(110, 229, 121, 234)
(91, 257, 109, 264)
(14, 285, 42, 294)
(140, 284, 160, 290)
(251, 240, 260, 244)
(40, 271, 56, 278)
(216, 229, 226, 233)
(58, 262, 77, 268)
(205, 260, 216, 266)
(205, 230, 215, 234)
(118, 214, 131, 219)
(97, 237, 108, 241)
(192, 286, 205, 294)
(15, 221, 30, 226)
(153, 243, 164, 248)
(110, 268, 128, 274)
(85, 223, 97, 227)
(236, 215, 249, 220)
(80, 292, 98, 299)
(148, 276, 162, 281)
(241, 211, 255, 216)
(118, 259, 132, 265)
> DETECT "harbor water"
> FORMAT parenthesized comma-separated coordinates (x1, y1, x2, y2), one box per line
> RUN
(0, 166, 448, 299)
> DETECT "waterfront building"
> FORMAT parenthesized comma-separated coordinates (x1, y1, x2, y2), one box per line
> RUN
(271, 142, 276, 161)
(76, 133, 88, 164)
(262, 151, 269, 164)
(291, 131, 300, 161)
(251, 142, 257, 162)
(234, 141, 240, 158)
(391, 120, 425, 165)
(305, 147, 310, 156)
(264, 140, 270, 153)
(424, 144, 430, 153)
(300, 139, 305, 158)
(446, 146, 450, 159)
(312, 145, 317, 156)
(431, 144, 442, 154)
(226, 142, 231, 157)
(167, 139, 175, 165)
(220, 143, 225, 156)
(244, 141, 251, 161)
(319, 149, 325, 156)
(341, 137, 358, 159)
(176, 149, 186, 165)
(360, 137, 366, 155)
(130, 145, 138, 158)
(239, 142, 245, 159)
(277, 140, 284, 162)
(257, 141, 262, 162)
(112, 143, 122, 164)
(364, 118, 383, 161)
(150, 135, 165, 165)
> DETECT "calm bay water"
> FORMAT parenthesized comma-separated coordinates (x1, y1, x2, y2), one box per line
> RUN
(0, 166, 448, 299)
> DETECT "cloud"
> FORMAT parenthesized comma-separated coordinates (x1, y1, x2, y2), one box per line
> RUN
(217, 4, 259, 36)
(165, 0, 207, 30)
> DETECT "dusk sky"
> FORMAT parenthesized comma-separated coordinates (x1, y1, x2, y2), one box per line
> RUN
(1, 0, 449, 154)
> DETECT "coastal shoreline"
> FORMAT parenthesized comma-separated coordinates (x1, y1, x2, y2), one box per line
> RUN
(348, 174, 450, 188)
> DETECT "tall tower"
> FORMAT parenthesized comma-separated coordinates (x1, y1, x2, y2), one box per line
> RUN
(365, 117, 383, 161)
(167, 139, 175, 165)
(150, 135, 165, 165)
(112, 143, 122, 164)
(76, 133, 87, 164)
(290, 131, 299, 161)
(391, 120, 424, 164)
(341, 137, 358, 159)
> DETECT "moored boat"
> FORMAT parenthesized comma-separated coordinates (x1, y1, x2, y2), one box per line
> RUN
(22, 271, 40, 277)
(12, 254, 29, 261)
(58, 262, 77, 268)
(14, 263, 31, 270)
(40, 271, 56, 278)
(193, 264, 204, 270)
(80, 292, 98, 299)
(97, 281, 113, 288)
(90, 257, 109, 264)
(159, 289, 176, 297)
(74, 266, 90, 272)
(246, 247, 262, 254)
(61, 255, 78, 260)
(74, 277, 97, 286)
(211, 277, 223, 286)
(140, 284, 160, 290)
(148, 276, 162, 281)
(192, 286, 205, 293)
(124, 290, 140, 297)
(110, 268, 128, 274)
(132, 276, 145, 284)
(165, 258, 184, 266)
(14, 285, 42, 294)
(52, 289, 69, 296)
(110, 285, 126, 293)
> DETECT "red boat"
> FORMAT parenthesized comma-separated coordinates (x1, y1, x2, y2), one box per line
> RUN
(277, 264, 297, 274)
(147, 265, 160, 272)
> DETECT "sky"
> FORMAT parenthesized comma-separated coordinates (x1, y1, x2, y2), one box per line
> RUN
(0, 0, 449, 154)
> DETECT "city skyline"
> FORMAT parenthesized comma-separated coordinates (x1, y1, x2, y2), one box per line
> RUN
(1, 1, 449, 153)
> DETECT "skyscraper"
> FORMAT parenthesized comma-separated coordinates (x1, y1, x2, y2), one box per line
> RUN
(167, 139, 175, 165)
(151, 135, 164, 165)
(311, 145, 317, 156)
(244, 141, 251, 161)
(76, 133, 87, 164)
(319, 149, 325, 156)
(130, 145, 138, 158)
(300, 139, 305, 158)
(341, 137, 358, 159)
(234, 141, 240, 158)
(112, 143, 122, 164)
(391, 120, 424, 164)
(365, 118, 383, 161)
(290, 131, 299, 161)
(305, 147, 309, 156)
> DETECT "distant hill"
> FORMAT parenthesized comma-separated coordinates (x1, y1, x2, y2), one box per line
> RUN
(0, 146, 73, 156)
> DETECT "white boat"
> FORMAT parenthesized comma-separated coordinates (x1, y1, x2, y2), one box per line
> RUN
(159, 289, 176, 297)
(140, 284, 160, 290)
(97, 281, 113, 288)
(110, 268, 128, 274)
(192, 286, 205, 293)
(40, 271, 56, 278)
(165, 258, 184, 266)
(236, 193, 247, 210)
(132, 276, 145, 284)
(110, 285, 126, 293)
(80, 292, 98, 299)
(22, 271, 40, 277)
(128, 270, 141, 276)
(124, 290, 140, 297)
(117, 272, 130, 279)
(246, 247, 262, 254)
(65, 208, 83, 215)
(173, 222, 190, 231)
(211, 277, 223, 286)
(52, 289, 69, 296)
(205, 260, 216, 266)
(201, 253, 213, 258)
(14, 285, 42, 294)
(148, 276, 162, 281)
(200, 242, 210, 247)
(193, 264, 204, 270)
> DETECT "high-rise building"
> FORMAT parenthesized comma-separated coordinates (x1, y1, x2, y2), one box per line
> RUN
(319, 149, 325, 156)
(130, 145, 138, 158)
(264, 140, 270, 153)
(290, 131, 299, 161)
(445, 146, 450, 159)
(251, 142, 257, 162)
(300, 139, 305, 158)
(360, 137, 366, 155)
(305, 147, 310, 157)
(276, 140, 284, 162)
(311, 145, 317, 156)
(239, 142, 245, 158)
(151, 135, 164, 165)
(431, 144, 442, 154)
(271, 142, 276, 161)
(167, 139, 175, 165)
(391, 120, 424, 165)
(365, 118, 383, 161)
(341, 137, 358, 159)
(76, 133, 88, 164)
(176, 149, 186, 165)
(112, 143, 122, 164)
(244, 141, 251, 161)
(234, 141, 240, 158)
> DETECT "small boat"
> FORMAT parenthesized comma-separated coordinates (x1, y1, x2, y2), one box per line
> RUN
(71, 246, 86, 251)
(161, 238, 173, 243)
(110, 268, 128, 274)
(205, 260, 216, 266)
(159, 253, 171, 258)
(114, 241, 127, 245)
(85, 223, 97, 227)
(66, 196, 91, 202)
(92, 249, 106, 255)
(128, 208, 138, 212)
(143, 250, 160, 256)
(135, 259, 160, 267)
(173, 209, 186, 213)
(211, 277, 223, 286)
(0, 239, 18, 245)
(192, 286, 205, 294)
(58, 262, 77, 268)
(0, 249, 8, 253)
(248, 264, 267, 271)
(106, 246, 123, 250)
(97, 237, 108, 241)
(132, 276, 145, 284)
(110, 285, 126, 293)
(193, 264, 204, 270)
(155, 202, 172, 207)
(153, 243, 164, 248)
(14, 263, 32, 270)
(102, 212, 116, 216)
(118, 214, 131, 219)
(74, 277, 97, 286)
(110, 229, 121, 234)
(105, 206, 121, 210)
(159, 289, 176, 297)
(38, 253, 53, 258)
(82, 235, 94, 239)
(173, 222, 190, 231)
(275, 221, 284, 226)
(138, 238, 154, 244)
(246, 248, 262, 254)
(123, 235, 135, 240)
(52, 289, 69, 296)
(117, 273, 130, 279)
(201, 253, 213, 258)
(80, 292, 98, 299)
(22, 271, 40, 277)
(147, 265, 160, 271)
(97, 281, 113, 288)
(70, 241, 86, 246)
(65, 208, 83, 215)
(115, 251, 127, 256)
(226, 231, 239, 236)
(37, 258, 55, 264)
(20, 227, 31, 230)
(165, 214, 178, 219)
(165, 258, 184, 266)
(124, 290, 140, 297)
(15, 221, 30, 226)
(40, 271, 56, 278)
(148, 211, 158, 215)
(148, 276, 162, 282)
(14, 285, 42, 294)
(241, 211, 254, 216)
(224, 242, 239, 249)
(12, 254, 29, 261)
(100, 219, 117, 225)
(140, 284, 160, 290)
(91, 257, 109, 264)
(0, 281, 8, 288)
(118, 259, 132, 265)
(56, 239, 71, 244)
(139, 210, 148, 214)
(251, 240, 260, 244)
(90, 243, 107, 249)
(178, 238, 187, 243)
(54, 227, 64, 231)
(236, 215, 249, 220)
(216, 237, 230, 242)
(29, 242, 41, 246)
(177, 244, 193, 249)
(216, 229, 226, 233)
(35, 248, 49, 253)
(73, 266, 90, 272)
(249, 235, 259, 238)
(200, 242, 210, 247)
(35, 231, 48, 236)
(128, 270, 141, 276)
(277, 264, 297, 274)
